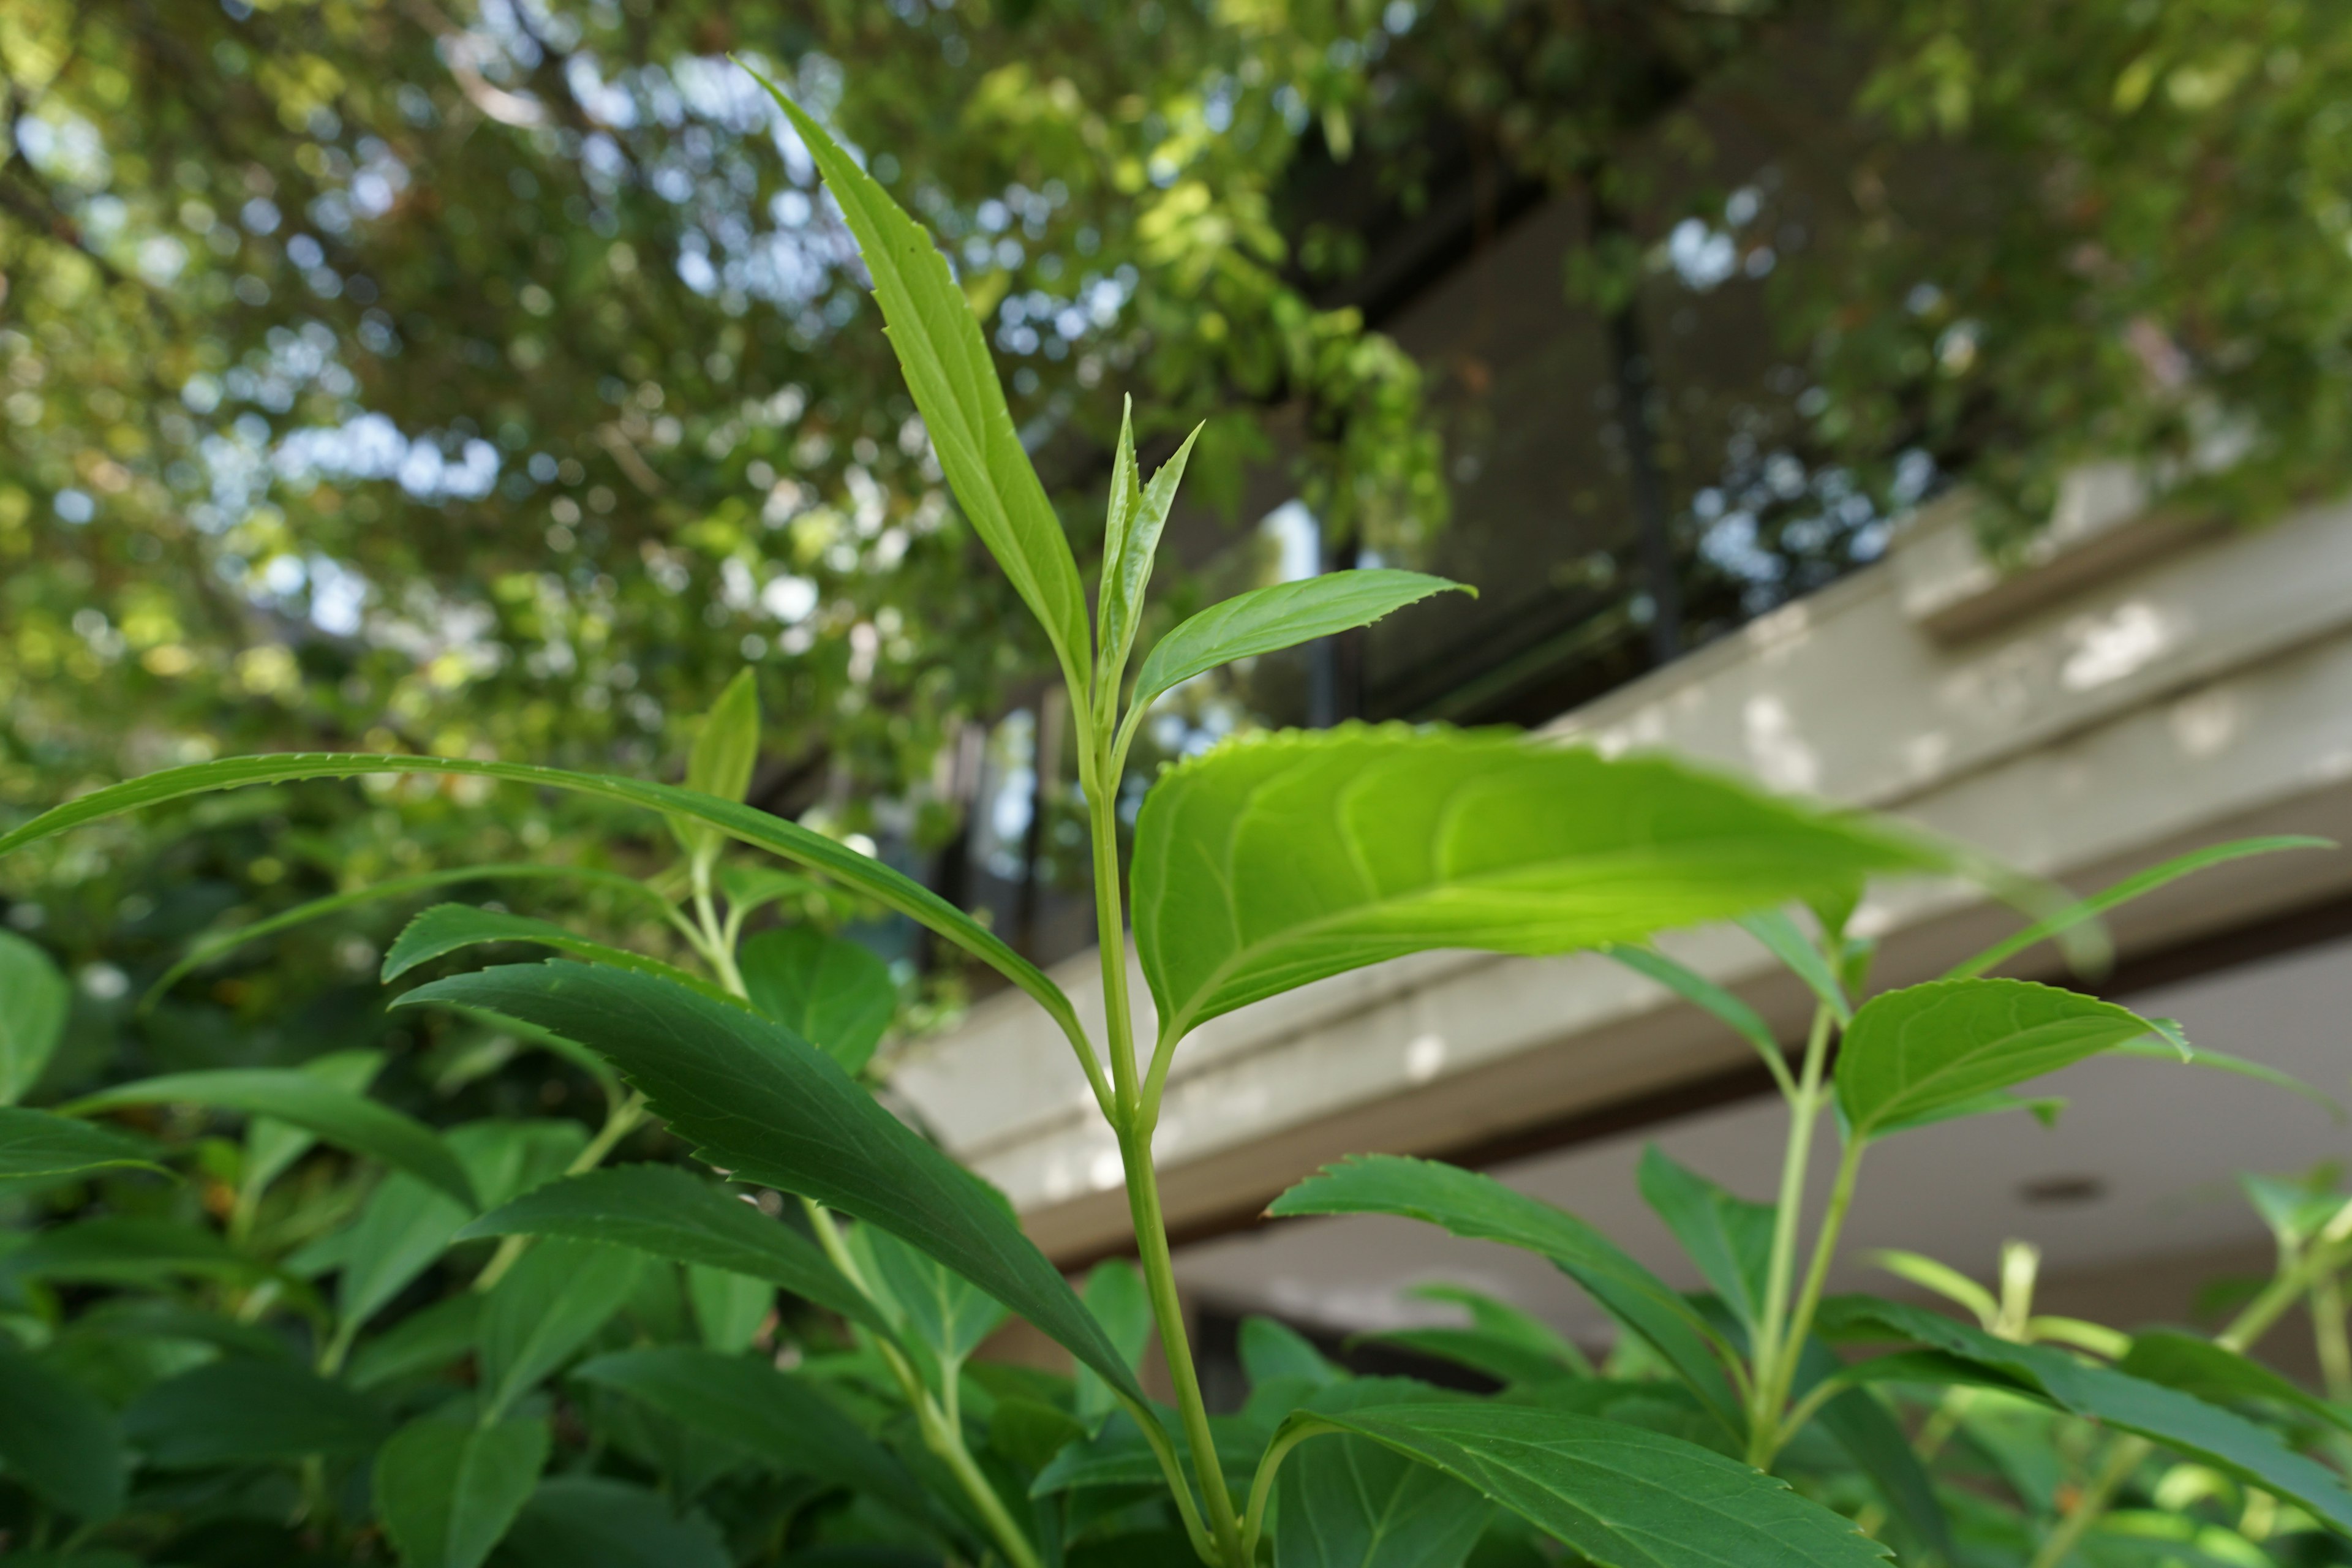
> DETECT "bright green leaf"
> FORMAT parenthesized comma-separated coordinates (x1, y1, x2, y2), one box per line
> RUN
(457, 1163, 894, 1342)
(0, 930, 69, 1106)
(398, 962, 1146, 1406)
(1277, 1402, 1888, 1568)
(747, 71, 1095, 700)
(1133, 727, 1940, 1046)
(1270, 1156, 1741, 1434)
(64, 1068, 477, 1209)
(382, 903, 732, 1004)
(375, 1414, 551, 1568)
(1735, 910, 1849, 1023)
(685, 1264, 772, 1354)
(1125, 573, 1468, 730)
(739, 925, 896, 1073)
(0, 1107, 165, 1181)
(1835, 979, 2155, 1141)
(478, 1237, 643, 1420)
(124, 1357, 387, 1467)
(673, 669, 763, 861)
(574, 1347, 939, 1525)
(0, 1340, 126, 1520)
(1099, 407, 1202, 690)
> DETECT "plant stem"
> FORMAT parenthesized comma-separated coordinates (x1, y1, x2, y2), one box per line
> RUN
(1749, 1002, 1836, 1468)
(2312, 1270, 2351, 1401)
(1083, 742, 1246, 1567)
(1765, 1138, 1869, 1459)
(2030, 1436, 2141, 1568)
(469, 1089, 648, 1295)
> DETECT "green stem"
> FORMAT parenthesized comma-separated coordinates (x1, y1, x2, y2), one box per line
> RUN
(1764, 1139, 1869, 1459)
(1749, 1003, 1836, 1467)
(470, 1089, 648, 1295)
(2312, 1271, 2351, 1401)
(1240, 1420, 1329, 1564)
(2030, 1436, 2142, 1568)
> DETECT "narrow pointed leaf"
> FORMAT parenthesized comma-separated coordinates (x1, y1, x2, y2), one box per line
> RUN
(1407, 1284, 1592, 1375)
(375, 1414, 550, 1568)
(383, 903, 731, 1003)
(1276, 1381, 1491, 1568)
(686, 1265, 772, 1353)
(1836, 979, 2155, 1142)
(0, 1107, 165, 1180)
(0, 931, 69, 1105)
(1127, 572, 1468, 722)
(1634, 1148, 1775, 1335)
(576, 1347, 940, 1525)
(748, 70, 1093, 697)
(1271, 1155, 1740, 1433)
(0, 1216, 269, 1286)
(1600, 944, 1788, 1091)
(739, 925, 896, 1073)
(1821, 1295, 2352, 1531)
(63, 1068, 477, 1208)
(0, 1341, 126, 1520)
(859, 1223, 1008, 1365)
(0, 752, 1082, 1050)
(1948, 835, 2332, 979)
(1100, 412, 1201, 683)
(1735, 910, 1849, 1023)
(1133, 728, 1943, 1045)
(674, 669, 762, 859)
(2109, 1029, 2343, 1118)
(500, 1477, 730, 1568)
(124, 1358, 388, 1466)
(1360, 1328, 1580, 1389)
(478, 1237, 643, 1420)
(396, 962, 1146, 1405)
(458, 1164, 891, 1341)
(1281, 1403, 1888, 1568)
(2120, 1329, 2352, 1437)
(244, 1049, 385, 1197)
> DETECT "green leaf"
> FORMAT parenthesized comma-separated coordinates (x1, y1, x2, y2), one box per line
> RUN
(350, 1294, 485, 1390)
(683, 1265, 769, 1353)
(1357, 1329, 1576, 1390)
(1, 1216, 270, 1286)
(1097, 402, 1201, 690)
(1634, 1147, 1774, 1335)
(2109, 1027, 2344, 1119)
(382, 903, 732, 1003)
(124, 1357, 387, 1466)
(747, 71, 1094, 699)
(140, 863, 660, 1011)
(0, 751, 1083, 1052)
(1074, 1260, 1153, 1432)
(858, 1221, 1009, 1367)
(1277, 1403, 1888, 1568)
(1270, 1156, 1741, 1434)
(739, 925, 896, 1074)
(1820, 1295, 2352, 1531)
(574, 1347, 939, 1525)
(244, 1049, 384, 1198)
(1126, 573, 1469, 726)
(674, 669, 763, 860)
(499, 1477, 731, 1568)
(1276, 1380, 1491, 1568)
(1834, 979, 2156, 1141)
(1947, 835, 2332, 980)
(375, 1414, 551, 1568)
(1735, 910, 1849, 1023)
(0, 932, 68, 1106)
(1599, 944, 1788, 1093)
(0, 1107, 165, 1180)
(458, 1163, 895, 1341)
(64, 1068, 478, 1209)
(1405, 1284, 1592, 1377)
(479, 1236, 643, 1421)
(1032, 1406, 1265, 1498)
(1243, 1316, 1346, 1389)
(2119, 1329, 2352, 1437)
(399, 962, 1147, 1406)
(0, 1341, 126, 1520)
(1132, 726, 1942, 1046)
(1785, 1335, 1957, 1564)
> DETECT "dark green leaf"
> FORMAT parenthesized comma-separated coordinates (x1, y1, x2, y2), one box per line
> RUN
(575, 1347, 939, 1525)
(399, 962, 1145, 1405)
(1284, 1403, 1888, 1568)
(748, 73, 1094, 698)
(686, 1265, 773, 1354)
(0, 752, 1082, 1050)
(739, 925, 896, 1073)
(1243, 1316, 1345, 1389)
(1270, 1156, 1740, 1434)
(1834, 979, 2155, 1141)
(1406, 1284, 1591, 1377)
(1788, 1336, 1956, 1564)
(1359, 1329, 1580, 1390)
(479, 1237, 643, 1420)
(0, 930, 69, 1105)
(1948, 836, 2332, 979)
(0, 1340, 126, 1520)
(383, 904, 732, 1003)
(0, 1107, 165, 1180)
(349, 1294, 484, 1390)
(124, 1357, 387, 1466)
(1, 1216, 269, 1286)
(375, 1414, 550, 1568)
(2120, 1329, 2352, 1436)
(1074, 1259, 1153, 1432)
(1126, 571, 1469, 723)
(457, 1163, 894, 1341)
(500, 1476, 731, 1568)
(244, 1049, 384, 1197)
(1635, 1147, 1774, 1335)
(1820, 1295, 2352, 1531)
(64, 1068, 477, 1209)
(1031, 1406, 1263, 1498)
(1133, 728, 1941, 1045)
(1276, 1381, 1491, 1568)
